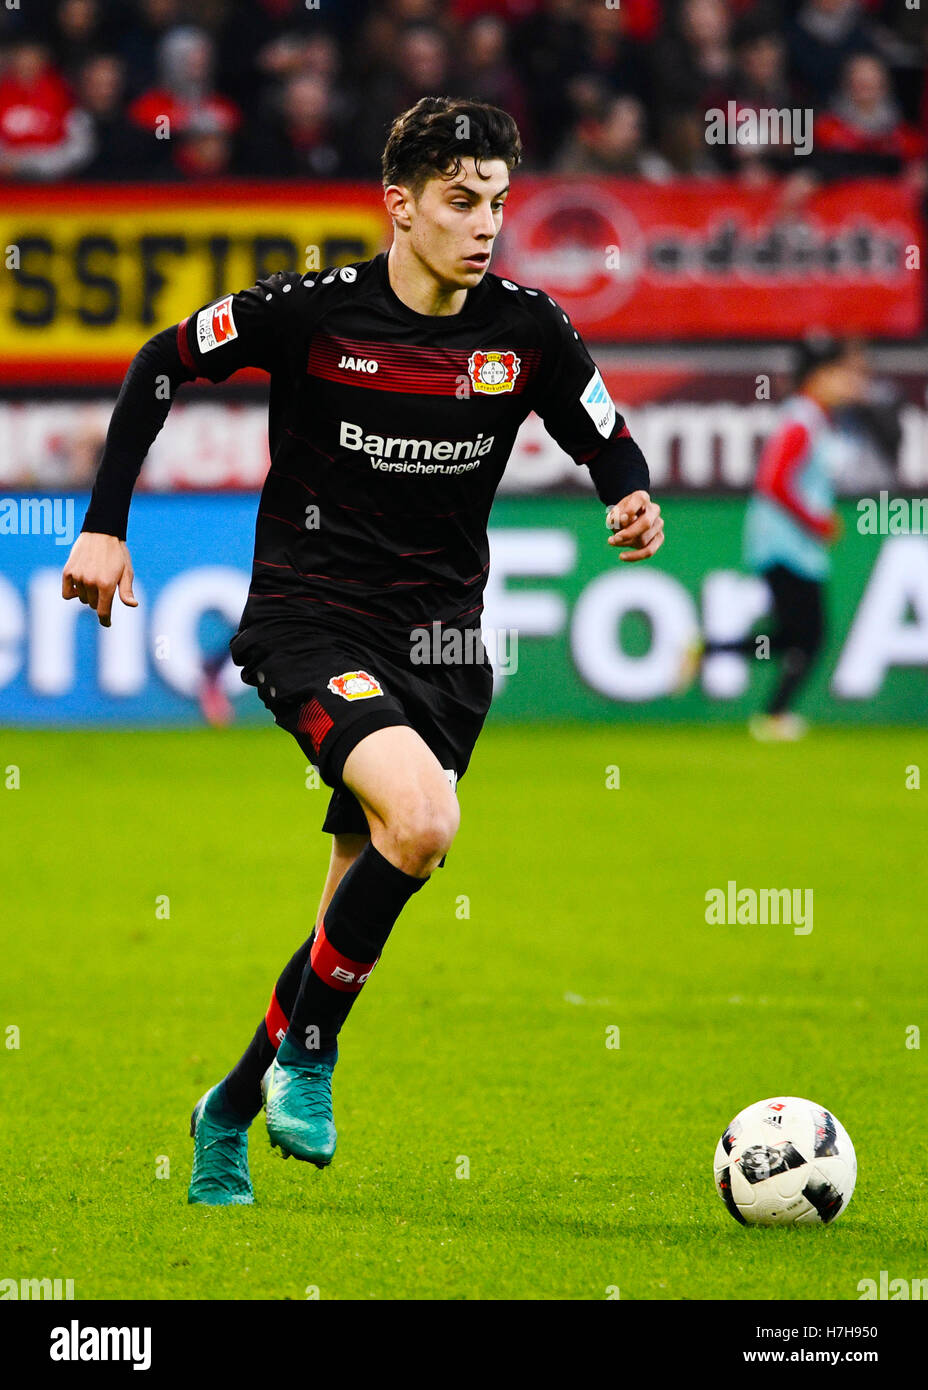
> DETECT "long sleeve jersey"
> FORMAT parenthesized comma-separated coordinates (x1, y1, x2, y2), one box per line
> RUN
(82, 251, 650, 649)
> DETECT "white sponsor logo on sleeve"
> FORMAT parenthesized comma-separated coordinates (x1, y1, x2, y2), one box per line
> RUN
(580, 369, 616, 438)
(196, 295, 238, 354)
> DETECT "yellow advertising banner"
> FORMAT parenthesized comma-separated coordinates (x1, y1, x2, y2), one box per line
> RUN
(0, 183, 389, 383)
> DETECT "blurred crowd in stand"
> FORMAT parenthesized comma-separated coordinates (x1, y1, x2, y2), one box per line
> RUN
(0, 0, 922, 189)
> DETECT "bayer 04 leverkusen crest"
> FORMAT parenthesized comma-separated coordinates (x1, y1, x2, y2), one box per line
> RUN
(327, 670, 384, 701)
(467, 350, 521, 395)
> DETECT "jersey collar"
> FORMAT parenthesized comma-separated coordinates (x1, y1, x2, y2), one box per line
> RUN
(376, 251, 489, 328)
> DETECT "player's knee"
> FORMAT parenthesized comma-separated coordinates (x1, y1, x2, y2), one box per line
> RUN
(386, 793, 459, 874)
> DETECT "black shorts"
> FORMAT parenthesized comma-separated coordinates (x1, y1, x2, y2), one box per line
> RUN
(229, 618, 495, 839)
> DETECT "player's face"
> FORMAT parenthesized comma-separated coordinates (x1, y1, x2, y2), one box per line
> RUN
(818, 349, 869, 408)
(408, 158, 510, 289)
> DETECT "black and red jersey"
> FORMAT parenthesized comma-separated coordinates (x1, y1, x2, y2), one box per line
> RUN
(84, 251, 648, 652)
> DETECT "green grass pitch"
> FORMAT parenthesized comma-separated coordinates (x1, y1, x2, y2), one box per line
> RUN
(0, 722, 924, 1300)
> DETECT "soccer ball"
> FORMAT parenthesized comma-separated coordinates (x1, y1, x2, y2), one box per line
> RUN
(713, 1096, 857, 1226)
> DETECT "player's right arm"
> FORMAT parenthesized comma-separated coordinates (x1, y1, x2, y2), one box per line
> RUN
(62, 319, 192, 626)
(63, 533, 138, 629)
(754, 419, 836, 540)
(63, 272, 304, 626)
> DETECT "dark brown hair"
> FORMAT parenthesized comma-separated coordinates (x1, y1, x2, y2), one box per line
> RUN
(382, 96, 522, 196)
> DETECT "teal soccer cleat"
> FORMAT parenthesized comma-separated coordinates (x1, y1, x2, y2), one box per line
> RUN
(264, 1036, 338, 1167)
(187, 1083, 254, 1206)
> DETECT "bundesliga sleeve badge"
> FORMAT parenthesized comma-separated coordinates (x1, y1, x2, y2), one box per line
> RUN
(580, 368, 616, 438)
(467, 350, 521, 395)
(196, 295, 238, 354)
(327, 671, 383, 701)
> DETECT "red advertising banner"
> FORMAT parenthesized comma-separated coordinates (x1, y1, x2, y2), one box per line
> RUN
(493, 177, 925, 341)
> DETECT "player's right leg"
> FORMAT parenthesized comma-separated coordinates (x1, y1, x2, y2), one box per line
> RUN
(187, 831, 368, 1206)
(265, 724, 458, 1163)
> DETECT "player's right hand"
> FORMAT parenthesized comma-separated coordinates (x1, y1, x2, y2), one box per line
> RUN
(62, 532, 138, 628)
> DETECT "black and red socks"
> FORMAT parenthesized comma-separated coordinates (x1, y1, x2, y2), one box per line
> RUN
(282, 842, 426, 1063)
(219, 843, 427, 1118)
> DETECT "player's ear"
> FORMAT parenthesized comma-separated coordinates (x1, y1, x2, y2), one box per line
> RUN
(384, 184, 413, 230)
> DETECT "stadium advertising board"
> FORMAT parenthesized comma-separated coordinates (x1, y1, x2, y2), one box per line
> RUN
(493, 177, 924, 341)
(1, 178, 922, 386)
(1, 494, 924, 727)
(3, 363, 925, 495)
(0, 183, 386, 384)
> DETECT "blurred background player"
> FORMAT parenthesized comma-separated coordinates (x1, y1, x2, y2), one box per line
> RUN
(692, 336, 869, 740)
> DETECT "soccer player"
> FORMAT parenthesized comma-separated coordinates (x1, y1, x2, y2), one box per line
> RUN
(62, 97, 664, 1205)
(697, 336, 866, 739)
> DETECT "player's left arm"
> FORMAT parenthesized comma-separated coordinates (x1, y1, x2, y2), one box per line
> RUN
(603, 486, 665, 563)
(531, 300, 664, 562)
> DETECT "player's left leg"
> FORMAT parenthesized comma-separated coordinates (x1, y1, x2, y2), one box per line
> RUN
(676, 631, 755, 694)
(265, 724, 456, 1164)
(187, 832, 368, 1206)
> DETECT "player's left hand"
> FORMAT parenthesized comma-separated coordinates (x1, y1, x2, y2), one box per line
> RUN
(606, 491, 664, 562)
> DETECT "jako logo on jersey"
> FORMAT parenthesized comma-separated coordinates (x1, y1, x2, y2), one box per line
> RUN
(338, 355, 379, 374)
(196, 295, 237, 354)
(327, 670, 383, 701)
(340, 421, 495, 460)
(580, 368, 616, 438)
(467, 350, 520, 395)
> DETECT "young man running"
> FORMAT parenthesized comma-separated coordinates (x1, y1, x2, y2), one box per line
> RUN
(62, 97, 664, 1205)
(694, 336, 866, 739)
